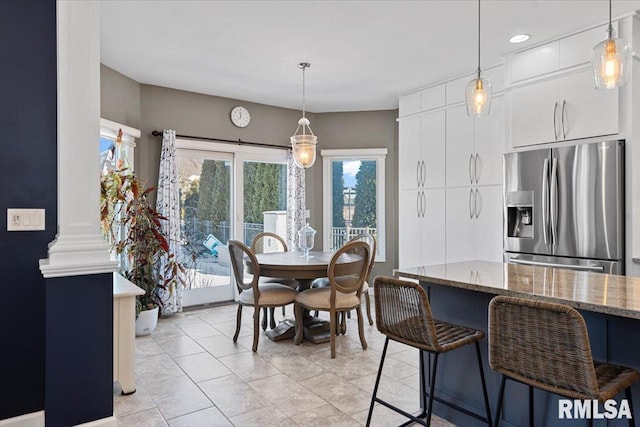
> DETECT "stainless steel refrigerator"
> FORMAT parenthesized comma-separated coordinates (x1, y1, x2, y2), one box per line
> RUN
(503, 140, 624, 274)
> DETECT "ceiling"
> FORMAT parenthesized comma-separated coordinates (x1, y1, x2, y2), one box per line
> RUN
(100, 0, 640, 113)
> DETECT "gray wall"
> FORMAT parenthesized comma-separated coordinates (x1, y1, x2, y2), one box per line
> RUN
(101, 72, 398, 276)
(100, 64, 141, 129)
(312, 110, 398, 279)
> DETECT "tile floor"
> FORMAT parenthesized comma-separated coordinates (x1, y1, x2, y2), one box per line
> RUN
(113, 300, 457, 426)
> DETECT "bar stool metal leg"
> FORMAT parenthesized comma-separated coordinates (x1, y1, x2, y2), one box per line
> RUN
(366, 337, 389, 427)
(494, 375, 506, 427)
(425, 353, 439, 427)
(475, 341, 493, 426)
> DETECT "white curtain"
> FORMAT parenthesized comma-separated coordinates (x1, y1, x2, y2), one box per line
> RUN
(287, 150, 306, 251)
(156, 129, 182, 315)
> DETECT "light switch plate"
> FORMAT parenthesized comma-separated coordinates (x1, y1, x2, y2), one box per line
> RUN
(7, 209, 45, 231)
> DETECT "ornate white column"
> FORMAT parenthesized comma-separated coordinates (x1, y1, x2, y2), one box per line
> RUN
(39, 0, 117, 278)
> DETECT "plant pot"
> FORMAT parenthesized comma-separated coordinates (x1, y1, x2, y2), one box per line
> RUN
(135, 306, 159, 336)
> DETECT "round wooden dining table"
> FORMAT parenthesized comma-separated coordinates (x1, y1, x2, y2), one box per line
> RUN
(247, 250, 363, 343)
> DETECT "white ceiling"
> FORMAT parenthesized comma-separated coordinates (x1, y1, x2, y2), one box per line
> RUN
(100, 0, 640, 113)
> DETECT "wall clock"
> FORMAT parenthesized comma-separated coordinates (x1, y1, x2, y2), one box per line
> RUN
(230, 106, 251, 128)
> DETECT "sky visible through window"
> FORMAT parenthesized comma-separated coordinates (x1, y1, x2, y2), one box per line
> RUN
(343, 160, 360, 187)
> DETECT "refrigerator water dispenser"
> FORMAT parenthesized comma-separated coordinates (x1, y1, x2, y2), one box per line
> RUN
(506, 191, 533, 238)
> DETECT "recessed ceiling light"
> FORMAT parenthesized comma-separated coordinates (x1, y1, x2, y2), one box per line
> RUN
(509, 34, 530, 44)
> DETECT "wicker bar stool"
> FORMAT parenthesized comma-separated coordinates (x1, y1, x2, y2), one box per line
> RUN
(489, 295, 640, 427)
(366, 276, 492, 427)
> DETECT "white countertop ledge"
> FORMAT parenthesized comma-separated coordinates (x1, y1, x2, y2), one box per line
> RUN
(394, 261, 640, 320)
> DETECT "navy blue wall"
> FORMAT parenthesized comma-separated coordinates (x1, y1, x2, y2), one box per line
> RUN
(0, 0, 57, 420)
(46, 274, 113, 427)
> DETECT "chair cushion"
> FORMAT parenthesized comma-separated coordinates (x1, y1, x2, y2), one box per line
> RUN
(239, 283, 297, 306)
(295, 287, 360, 310)
(259, 276, 298, 289)
(313, 277, 369, 292)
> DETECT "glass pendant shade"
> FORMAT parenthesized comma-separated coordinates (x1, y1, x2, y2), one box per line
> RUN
(592, 31, 630, 89)
(291, 134, 317, 168)
(465, 76, 492, 117)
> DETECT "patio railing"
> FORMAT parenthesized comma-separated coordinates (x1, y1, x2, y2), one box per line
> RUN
(330, 226, 377, 251)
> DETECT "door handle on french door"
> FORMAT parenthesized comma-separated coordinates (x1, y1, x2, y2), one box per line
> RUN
(561, 100, 567, 140)
(553, 102, 558, 140)
(542, 158, 550, 244)
(550, 157, 558, 245)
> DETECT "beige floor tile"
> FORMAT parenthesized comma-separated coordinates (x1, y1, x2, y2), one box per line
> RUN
(117, 408, 168, 427)
(248, 374, 327, 417)
(198, 334, 250, 357)
(290, 404, 361, 427)
(178, 320, 223, 339)
(154, 334, 205, 358)
(218, 351, 282, 382)
(136, 353, 185, 385)
(135, 335, 166, 357)
(174, 351, 233, 383)
(198, 375, 270, 418)
(167, 407, 232, 427)
(228, 405, 296, 427)
(113, 384, 156, 417)
(259, 352, 327, 381)
(146, 375, 213, 419)
(152, 320, 185, 339)
(299, 372, 373, 416)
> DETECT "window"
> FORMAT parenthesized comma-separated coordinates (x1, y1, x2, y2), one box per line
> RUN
(322, 148, 387, 261)
(99, 118, 138, 174)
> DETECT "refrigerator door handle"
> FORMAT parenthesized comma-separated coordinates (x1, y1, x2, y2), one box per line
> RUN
(509, 258, 604, 272)
(542, 158, 550, 245)
(550, 157, 558, 245)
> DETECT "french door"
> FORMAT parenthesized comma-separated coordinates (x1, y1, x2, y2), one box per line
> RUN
(176, 141, 288, 307)
(177, 150, 235, 306)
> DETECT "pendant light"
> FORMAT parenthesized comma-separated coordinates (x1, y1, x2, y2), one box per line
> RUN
(591, 0, 630, 89)
(465, 0, 492, 117)
(291, 62, 317, 168)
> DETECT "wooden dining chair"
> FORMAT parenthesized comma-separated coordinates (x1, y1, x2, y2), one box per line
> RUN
(293, 240, 370, 358)
(312, 232, 376, 331)
(251, 232, 297, 330)
(228, 240, 298, 352)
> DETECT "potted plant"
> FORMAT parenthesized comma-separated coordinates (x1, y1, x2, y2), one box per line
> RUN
(100, 133, 185, 335)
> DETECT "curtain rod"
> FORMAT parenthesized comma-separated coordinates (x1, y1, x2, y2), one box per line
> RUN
(151, 130, 289, 151)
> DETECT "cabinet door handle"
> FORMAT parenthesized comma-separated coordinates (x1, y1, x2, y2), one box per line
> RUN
(416, 161, 421, 187)
(553, 101, 558, 140)
(422, 190, 427, 218)
(475, 188, 481, 219)
(474, 153, 480, 184)
(416, 191, 421, 218)
(561, 100, 567, 140)
(420, 160, 426, 187)
(469, 188, 474, 219)
(469, 154, 474, 184)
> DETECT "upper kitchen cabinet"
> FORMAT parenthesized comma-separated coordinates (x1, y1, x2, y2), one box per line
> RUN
(508, 22, 620, 148)
(510, 68, 618, 147)
(446, 97, 505, 188)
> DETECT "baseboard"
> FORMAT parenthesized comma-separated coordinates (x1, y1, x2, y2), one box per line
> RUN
(0, 411, 44, 427)
(0, 412, 115, 427)
(74, 415, 117, 427)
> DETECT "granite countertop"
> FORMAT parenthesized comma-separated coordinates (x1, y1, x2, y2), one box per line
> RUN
(393, 261, 640, 320)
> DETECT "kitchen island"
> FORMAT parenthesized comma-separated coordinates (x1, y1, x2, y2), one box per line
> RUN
(393, 261, 640, 427)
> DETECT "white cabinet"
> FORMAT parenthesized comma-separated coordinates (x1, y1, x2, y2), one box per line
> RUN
(446, 185, 503, 263)
(511, 69, 618, 147)
(399, 111, 445, 191)
(398, 188, 446, 268)
(447, 98, 505, 188)
(398, 109, 446, 268)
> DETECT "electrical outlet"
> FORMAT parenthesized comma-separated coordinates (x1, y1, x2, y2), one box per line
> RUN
(7, 209, 45, 231)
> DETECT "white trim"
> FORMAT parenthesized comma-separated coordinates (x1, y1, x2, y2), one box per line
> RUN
(74, 415, 116, 427)
(176, 138, 287, 158)
(99, 118, 140, 140)
(321, 148, 388, 158)
(0, 411, 44, 427)
(321, 148, 387, 262)
(40, 0, 115, 278)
